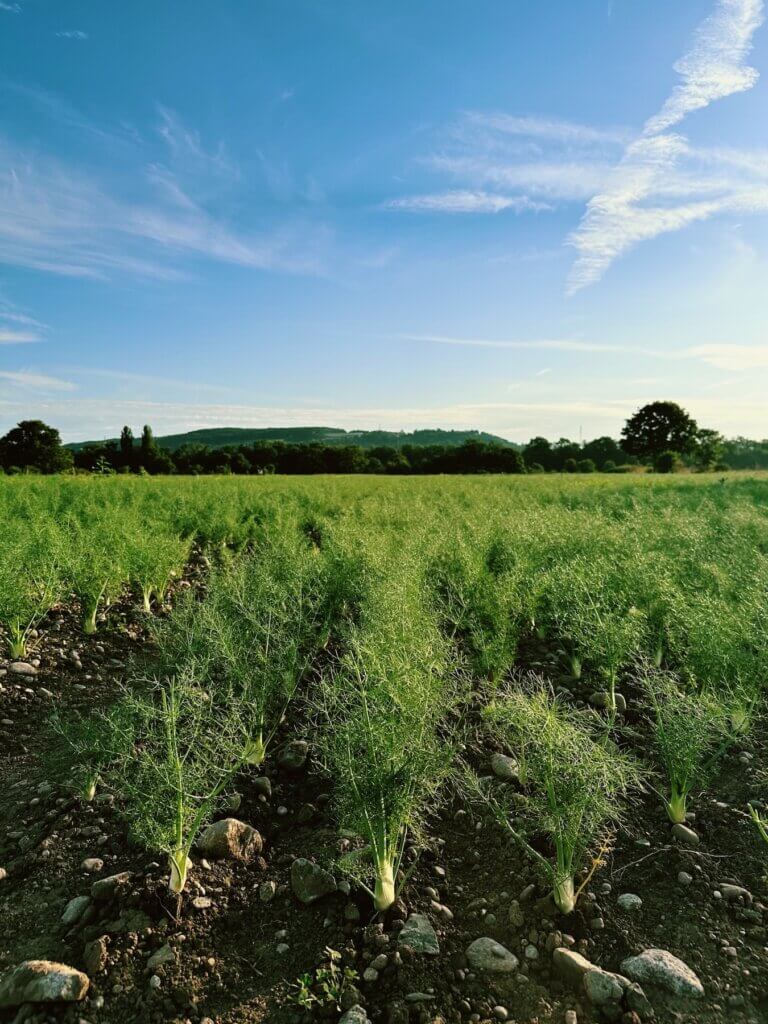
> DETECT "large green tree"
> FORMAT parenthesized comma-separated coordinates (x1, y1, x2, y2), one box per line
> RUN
(621, 402, 699, 461)
(0, 420, 73, 474)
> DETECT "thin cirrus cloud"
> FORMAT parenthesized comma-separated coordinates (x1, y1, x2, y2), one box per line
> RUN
(568, 0, 767, 293)
(0, 118, 322, 279)
(56, 30, 88, 40)
(405, 333, 768, 371)
(0, 370, 75, 392)
(0, 2, 21, 12)
(385, 191, 550, 214)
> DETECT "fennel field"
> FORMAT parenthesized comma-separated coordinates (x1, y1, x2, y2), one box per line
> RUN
(1, 471, 767, 1024)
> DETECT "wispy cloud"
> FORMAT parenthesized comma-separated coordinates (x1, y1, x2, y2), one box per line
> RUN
(0, 2, 21, 12)
(0, 370, 75, 392)
(386, 191, 549, 214)
(568, 0, 766, 292)
(645, 0, 764, 134)
(404, 333, 768, 372)
(461, 113, 630, 147)
(0, 132, 322, 279)
(0, 329, 40, 343)
(56, 30, 88, 40)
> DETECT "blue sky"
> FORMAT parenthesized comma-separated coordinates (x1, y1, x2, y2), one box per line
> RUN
(1, 0, 768, 443)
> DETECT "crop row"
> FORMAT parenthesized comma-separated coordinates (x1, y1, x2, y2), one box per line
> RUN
(3, 473, 761, 920)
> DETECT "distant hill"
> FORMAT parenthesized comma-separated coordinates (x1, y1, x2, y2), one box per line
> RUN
(67, 426, 517, 452)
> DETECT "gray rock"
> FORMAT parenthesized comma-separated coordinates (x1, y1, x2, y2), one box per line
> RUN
(677, 871, 693, 886)
(146, 944, 176, 971)
(62, 895, 91, 926)
(80, 858, 103, 873)
(552, 947, 592, 985)
(617, 893, 643, 913)
(508, 900, 524, 928)
(259, 880, 277, 903)
(0, 868, 6, 882)
(583, 967, 624, 1007)
(91, 871, 133, 902)
(252, 776, 272, 798)
(278, 739, 309, 771)
(9, 663, 37, 676)
(671, 823, 699, 848)
(490, 753, 518, 781)
(83, 937, 108, 975)
(398, 913, 440, 955)
(290, 858, 337, 903)
(197, 818, 262, 861)
(465, 937, 518, 974)
(0, 961, 89, 1007)
(719, 883, 752, 903)
(621, 948, 704, 998)
(339, 1006, 370, 1024)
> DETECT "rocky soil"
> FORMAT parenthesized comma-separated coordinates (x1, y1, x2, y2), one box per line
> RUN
(1, 574, 766, 1024)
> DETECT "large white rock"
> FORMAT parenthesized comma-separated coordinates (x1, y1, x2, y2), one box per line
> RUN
(621, 948, 704, 999)
(0, 961, 89, 1007)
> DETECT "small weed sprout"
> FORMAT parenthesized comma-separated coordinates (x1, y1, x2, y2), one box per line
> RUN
(481, 680, 643, 914)
(642, 668, 730, 824)
(288, 949, 359, 1011)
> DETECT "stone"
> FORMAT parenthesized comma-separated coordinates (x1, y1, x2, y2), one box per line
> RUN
(617, 893, 643, 913)
(552, 948, 592, 986)
(278, 739, 309, 771)
(490, 753, 518, 781)
(62, 895, 91, 926)
(340, 1006, 370, 1024)
(583, 967, 624, 1006)
(90, 872, 133, 902)
(197, 819, 262, 861)
(192, 896, 212, 910)
(0, 961, 89, 1007)
(9, 663, 37, 676)
(719, 883, 752, 903)
(677, 871, 693, 886)
(508, 900, 524, 929)
(0, 868, 6, 882)
(398, 914, 440, 955)
(252, 776, 272, 798)
(80, 858, 103, 873)
(83, 938, 108, 975)
(290, 858, 337, 903)
(465, 937, 518, 975)
(621, 949, 704, 999)
(259, 880, 277, 903)
(671, 823, 699, 848)
(146, 944, 176, 971)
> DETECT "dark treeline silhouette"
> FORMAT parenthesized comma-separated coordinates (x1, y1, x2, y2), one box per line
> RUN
(72, 435, 528, 476)
(3, 404, 768, 475)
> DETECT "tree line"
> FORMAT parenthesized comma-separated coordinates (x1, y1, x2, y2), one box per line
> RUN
(1, 402, 766, 475)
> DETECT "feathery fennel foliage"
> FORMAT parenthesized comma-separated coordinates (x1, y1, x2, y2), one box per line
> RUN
(314, 533, 458, 911)
(481, 680, 643, 913)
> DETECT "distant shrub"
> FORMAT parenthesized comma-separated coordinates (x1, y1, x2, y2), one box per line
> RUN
(654, 451, 683, 474)
(577, 459, 596, 474)
(602, 459, 617, 472)
(563, 458, 578, 473)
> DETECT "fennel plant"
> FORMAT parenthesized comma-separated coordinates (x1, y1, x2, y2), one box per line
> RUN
(482, 680, 643, 913)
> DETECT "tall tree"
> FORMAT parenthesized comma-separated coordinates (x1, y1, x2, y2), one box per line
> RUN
(140, 424, 156, 457)
(0, 420, 73, 474)
(120, 426, 134, 456)
(621, 402, 699, 461)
